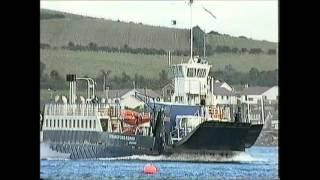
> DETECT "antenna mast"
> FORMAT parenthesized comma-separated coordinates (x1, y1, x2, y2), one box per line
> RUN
(203, 29, 206, 58)
(189, 0, 193, 59)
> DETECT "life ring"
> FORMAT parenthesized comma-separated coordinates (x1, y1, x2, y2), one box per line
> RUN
(156, 97, 160, 101)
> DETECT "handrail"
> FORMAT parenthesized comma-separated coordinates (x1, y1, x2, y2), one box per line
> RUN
(44, 103, 120, 117)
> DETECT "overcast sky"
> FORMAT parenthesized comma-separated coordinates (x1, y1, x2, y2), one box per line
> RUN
(41, 0, 278, 42)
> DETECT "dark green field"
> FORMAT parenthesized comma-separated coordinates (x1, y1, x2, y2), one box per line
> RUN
(41, 49, 277, 79)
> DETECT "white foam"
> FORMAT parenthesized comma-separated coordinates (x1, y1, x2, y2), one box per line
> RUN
(40, 143, 70, 160)
(97, 152, 266, 163)
(40, 142, 266, 163)
(98, 154, 167, 161)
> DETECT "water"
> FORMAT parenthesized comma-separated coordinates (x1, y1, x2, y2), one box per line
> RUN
(41, 146, 278, 179)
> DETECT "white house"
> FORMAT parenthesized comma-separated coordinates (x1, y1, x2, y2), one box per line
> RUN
(107, 88, 160, 109)
(239, 86, 278, 104)
(211, 83, 237, 105)
(214, 80, 234, 92)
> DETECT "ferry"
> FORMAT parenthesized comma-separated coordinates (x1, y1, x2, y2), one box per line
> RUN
(40, 0, 264, 159)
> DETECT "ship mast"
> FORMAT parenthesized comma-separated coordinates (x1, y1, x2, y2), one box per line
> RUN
(189, 0, 193, 61)
(203, 29, 206, 58)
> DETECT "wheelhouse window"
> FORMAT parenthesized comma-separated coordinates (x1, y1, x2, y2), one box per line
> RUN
(57, 120, 60, 128)
(197, 69, 206, 77)
(187, 68, 192, 77)
(89, 120, 92, 129)
(187, 68, 198, 77)
(203, 69, 207, 77)
(93, 120, 96, 129)
(49, 120, 52, 128)
(85, 120, 88, 128)
(197, 69, 201, 77)
(53, 120, 56, 128)
(77, 120, 79, 128)
(81, 120, 84, 128)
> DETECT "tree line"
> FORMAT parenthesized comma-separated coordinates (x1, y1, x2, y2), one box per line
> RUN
(210, 64, 278, 87)
(40, 13, 65, 20)
(192, 26, 277, 56)
(40, 40, 276, 56)
(41, 61, 277, 92)
(40, 61, 170, 91)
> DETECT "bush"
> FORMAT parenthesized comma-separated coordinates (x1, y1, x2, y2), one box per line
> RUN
(239, 36, 247, 39)
(249, 48, 263, 54)
(268, 49, 277, 55)
(208, 30, 220, 35)
(216, 46, 231, 53)
(41, 13, 65, 20)
(40, 43, 50, 49)
(231, 48, 239, 54)
(241, 48, 248, 53)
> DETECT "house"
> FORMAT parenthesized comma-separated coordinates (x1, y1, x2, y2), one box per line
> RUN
(239, 86, 278, 104)
(270, 111, 279, 130)
(214, 80, 234, 92)
(248, 109, 263, 125)
(161, 81, 175, 102)
(211, 83, 236, 105)
(106, 88, 161, 109)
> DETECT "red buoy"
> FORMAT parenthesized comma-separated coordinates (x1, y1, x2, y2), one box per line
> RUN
(143, 164, 157, 174)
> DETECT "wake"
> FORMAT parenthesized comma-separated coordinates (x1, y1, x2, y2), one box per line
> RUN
(40, 143, 70, 160)
(97, 152, 266, 163)
(40, 142, 266, 163)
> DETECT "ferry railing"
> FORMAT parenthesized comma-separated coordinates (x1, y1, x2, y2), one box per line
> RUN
(44, 103, 121, 117)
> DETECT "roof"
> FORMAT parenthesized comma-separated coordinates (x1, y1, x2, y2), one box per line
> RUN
(161, 82, 174, 90)
(213, 86, 234, 95)
(214, 82, 223, 87)
(154, 89, 162, 96)
(135, 88, 160, 98)
(107, 89, 131, 98)
(239, 86, 272, 95)
(107, 88, 160, 98)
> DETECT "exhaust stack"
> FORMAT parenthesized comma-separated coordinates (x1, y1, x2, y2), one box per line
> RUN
(66, 74, 77, 104)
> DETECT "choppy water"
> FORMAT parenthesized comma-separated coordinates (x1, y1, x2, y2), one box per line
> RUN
(40, 146, 278, 179)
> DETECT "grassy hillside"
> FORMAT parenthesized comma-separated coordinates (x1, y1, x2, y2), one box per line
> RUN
(41, 49, 278, 79)
(41, 9, 190, 51)
(40, 9, 277, 52)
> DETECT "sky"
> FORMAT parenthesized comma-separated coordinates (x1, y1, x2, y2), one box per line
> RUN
(41, 0, 278, 42)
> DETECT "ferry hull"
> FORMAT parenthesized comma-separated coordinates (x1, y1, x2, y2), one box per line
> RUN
(41, 121, 263, 159)
(165, 121, 263, 154)
(42, 130, 158, 159)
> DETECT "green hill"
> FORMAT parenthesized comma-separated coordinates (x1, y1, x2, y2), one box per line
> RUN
(40, 9, 277, 52)
(40, 8, 278, 79)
